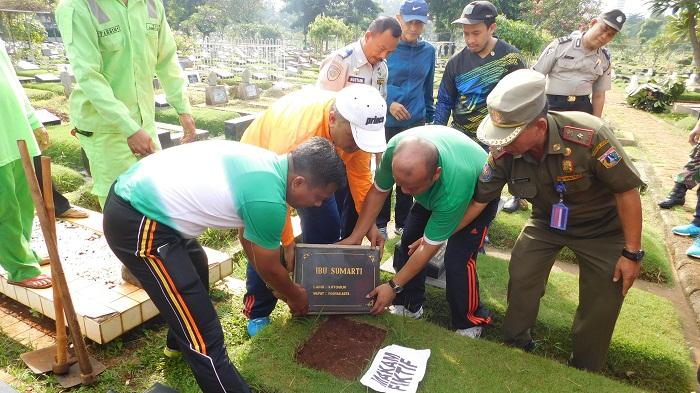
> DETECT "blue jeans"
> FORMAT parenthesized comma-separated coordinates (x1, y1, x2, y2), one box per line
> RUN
(243, 187, 358, 319)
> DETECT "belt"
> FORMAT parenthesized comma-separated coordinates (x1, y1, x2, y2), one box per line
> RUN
(547, 94, 590, 103)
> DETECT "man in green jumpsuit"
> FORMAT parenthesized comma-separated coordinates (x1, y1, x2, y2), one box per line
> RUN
(463, 69, 644, 371)
(0, 38, 52, 289)
(56, 0, 195, 208)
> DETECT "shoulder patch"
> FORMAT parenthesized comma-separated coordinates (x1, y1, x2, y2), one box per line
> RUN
(561, 126, 594, 147)
(339, 45, 353, 59)
(479, 162, 493, 182)
(557, 36, 572, 44)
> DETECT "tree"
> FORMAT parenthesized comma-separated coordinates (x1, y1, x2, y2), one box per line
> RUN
(520, 0, 602, 38)
(494, 15, 552, 56)
(285, 0, 381, 43)
(424, 0, 522, 38)
(637, 17, 665, 43)
(284, 0, 332, 38)
(308, 15, 352, 52)
(648, 0, 700, 77)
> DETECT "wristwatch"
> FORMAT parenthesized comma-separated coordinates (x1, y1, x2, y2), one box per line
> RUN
(388, 279, 403, 294)
(621, 248, 645, 262)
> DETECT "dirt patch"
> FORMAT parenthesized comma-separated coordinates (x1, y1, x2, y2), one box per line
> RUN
(295, 316, 386, 380)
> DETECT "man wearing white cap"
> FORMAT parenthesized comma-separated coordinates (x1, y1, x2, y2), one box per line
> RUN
(239, 84, 387, 336)
(462, 69, 643, 371)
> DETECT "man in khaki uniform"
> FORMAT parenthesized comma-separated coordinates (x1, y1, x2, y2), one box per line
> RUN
(459, 69, 643, 371)
(533, 9, 626, 117)
(317, 16, 401, 99)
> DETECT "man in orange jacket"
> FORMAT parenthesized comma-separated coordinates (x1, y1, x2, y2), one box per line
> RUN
(240, 84, 387, 335)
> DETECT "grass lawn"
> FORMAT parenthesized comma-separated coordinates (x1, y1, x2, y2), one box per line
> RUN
(488, 209, 672, 284)
(155, 107, 239, 137)
(0, 254, 690, 392)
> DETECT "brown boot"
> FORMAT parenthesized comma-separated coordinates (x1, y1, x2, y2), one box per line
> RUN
(658, 182, 687, 209)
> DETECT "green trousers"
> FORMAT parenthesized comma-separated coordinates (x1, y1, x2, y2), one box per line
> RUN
(503, 220, 625, 371)
(0, 159, 42, 281)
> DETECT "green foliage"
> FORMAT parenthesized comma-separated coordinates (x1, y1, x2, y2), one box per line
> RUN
(308, 15, 353, 52)
(495, 15, 553, 56)
(43, 125, 84, 171)
(173, 32, 196, 56)
(68, 182, 101, 211)
(198, 228, 238, 251)
(637, 17, 665, 43)
(284, 0, 380, 37)
(234, 23, 282, 40)
(154, 107, 239, 137)
(22, 87, 54, 100)
(520, 0, 601, 38)
(50, 163, 85, 193)
(626, 78, 686, 113)
(678, 90, 700, 101)
(0, 13, 47, 45)
(23, 82, 64, 95)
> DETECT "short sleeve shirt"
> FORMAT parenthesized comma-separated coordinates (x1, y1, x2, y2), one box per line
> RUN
(474, 112, 642, 237)
(374, 125, 487, 244)
(532, 31, 612, 96)
(317, 41, 388, 98)
(114, 140, 288, 249)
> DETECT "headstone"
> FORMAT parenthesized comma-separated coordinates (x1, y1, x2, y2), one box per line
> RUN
(156, 122, 210, 147)
(205, 71, 228, 105)
(212, 68, 234, 79)
(293, 244, 379, 314)
(224, 114, 258, 141)
(17, 60, 40, 70)
(154, 94, 170, 108)
(41, 47, 52, 56)
(241, 69, 251, 84)
(17, 76, 34, 84)
(236, 83, 258, 100)
(207, 71, 220, 86)
(178, 57, 194, 69)
(35, 109, 61, 126)
(60, 71, 73, 97)
(686, 73, 700, 93)
(184, 71, 200, 85)
(34, 73, 61, 83)
(266, 81, 294, 98)
(251, 73, 268, 81)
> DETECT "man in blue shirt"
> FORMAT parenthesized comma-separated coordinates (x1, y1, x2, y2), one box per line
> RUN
(377, 0, 436, 238)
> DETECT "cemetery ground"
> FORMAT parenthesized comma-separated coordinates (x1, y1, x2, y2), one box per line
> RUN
(3, 74, 700, 392)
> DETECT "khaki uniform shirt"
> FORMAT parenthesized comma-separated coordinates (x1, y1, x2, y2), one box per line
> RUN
(533, 31, 612, 96)
(317, 40, 388, 98)
(474, 112, 642, 237)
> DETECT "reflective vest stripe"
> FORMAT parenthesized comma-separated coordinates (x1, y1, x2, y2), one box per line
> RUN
(146, 0, 158, 19)
(86, 0, 109, 24)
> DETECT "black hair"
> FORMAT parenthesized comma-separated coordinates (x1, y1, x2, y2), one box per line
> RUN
(483, 17, 496, 28)
(368, 16, 402, 38)
(290, 137, 347, 189)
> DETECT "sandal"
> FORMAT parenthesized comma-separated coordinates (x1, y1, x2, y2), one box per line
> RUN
(9, 274, 52, 289)
(57, 207, 89, 219)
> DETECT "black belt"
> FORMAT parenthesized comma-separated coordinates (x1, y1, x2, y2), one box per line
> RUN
(547, 94, 590, 103)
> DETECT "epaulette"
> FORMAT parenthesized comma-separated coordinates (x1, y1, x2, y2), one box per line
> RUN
(561, 126, 594, 147)
(490, 147, 507, 160)
(557, 36, 572, 44)
(338, 45, 353, 59)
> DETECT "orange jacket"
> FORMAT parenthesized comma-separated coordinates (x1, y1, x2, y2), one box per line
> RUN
(240, 88, 372, 245)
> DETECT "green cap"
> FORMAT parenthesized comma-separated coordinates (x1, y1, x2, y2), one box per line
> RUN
(477, 69, 547, 147)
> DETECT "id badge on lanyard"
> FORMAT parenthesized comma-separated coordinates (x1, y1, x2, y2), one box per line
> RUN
(550, 182, 569, 230)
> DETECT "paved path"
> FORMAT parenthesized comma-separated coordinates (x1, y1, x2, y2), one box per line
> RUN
(604, 87, 700, 364)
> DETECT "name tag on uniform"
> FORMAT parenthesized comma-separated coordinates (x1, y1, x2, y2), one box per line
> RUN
(348, 76, 365, 83)
(550, 202, 569, 230)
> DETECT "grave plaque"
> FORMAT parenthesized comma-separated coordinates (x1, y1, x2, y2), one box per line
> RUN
(205, 85, 229, 105)
(294, 244, 379, 314)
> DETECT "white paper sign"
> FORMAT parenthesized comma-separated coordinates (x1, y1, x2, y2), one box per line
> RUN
(360, 344, 430, 393)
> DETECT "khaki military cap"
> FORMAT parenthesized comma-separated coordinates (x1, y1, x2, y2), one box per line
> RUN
(477, 69, 547, 147)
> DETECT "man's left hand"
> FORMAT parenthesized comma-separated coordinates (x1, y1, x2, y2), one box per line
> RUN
(367, 283, 395, 315)
(367, 224, 386, 258)
(613, 256, 640, 296)
(179, 113, 196, 143)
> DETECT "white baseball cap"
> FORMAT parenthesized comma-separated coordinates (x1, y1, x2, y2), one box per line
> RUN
(335, 84, 387, 153)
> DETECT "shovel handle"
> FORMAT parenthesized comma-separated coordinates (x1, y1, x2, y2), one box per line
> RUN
(39, 156, 68, 372)
(17, 141, 95, 382)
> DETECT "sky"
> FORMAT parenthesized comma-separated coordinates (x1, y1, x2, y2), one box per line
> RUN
(604, 0, 653, 17)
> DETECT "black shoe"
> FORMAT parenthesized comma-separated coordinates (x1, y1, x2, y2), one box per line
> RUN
(658, 182, 687, 209)
(503, 197, 527, 213)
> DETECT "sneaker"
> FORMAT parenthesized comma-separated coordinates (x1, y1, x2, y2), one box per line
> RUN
(247, 316, 271, 337)
(378, 227, 388, 240)
(163, 345, 181, 358)
(672, 223, 700, 237)
(688, 238, 700, 258)
(394, 227, 404, 236)
(503, 197, 527, 213)
(389, 305, 423, 319)
(455, 326, 483, 339)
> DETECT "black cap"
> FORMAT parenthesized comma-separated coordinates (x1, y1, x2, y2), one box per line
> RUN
(600, 9, 626, 31)
(452, 1, 497, 25)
